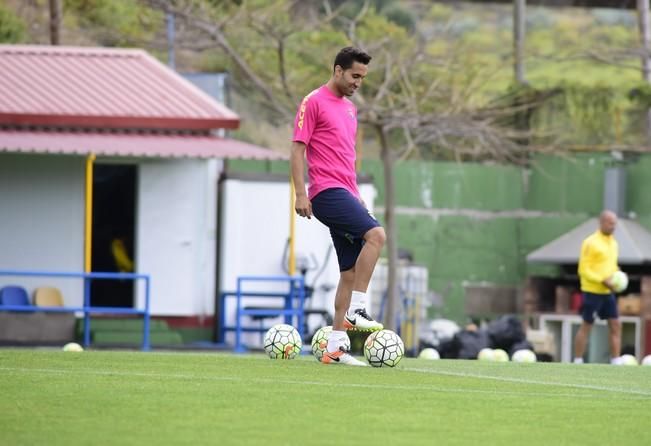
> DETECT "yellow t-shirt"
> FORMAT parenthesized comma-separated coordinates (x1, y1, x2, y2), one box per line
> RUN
(578, 230, 618, 294)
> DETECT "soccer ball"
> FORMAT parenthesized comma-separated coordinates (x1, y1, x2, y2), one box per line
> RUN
(477, 348, 495, 361)
(642, 355, 651, 366)
(418, 348, 440, 360)
(619, 354, 638, 366)
(263, 324, 302, 359)
(364, 329, 404, 367)
(62, 342, 83, 352)
(610, 271, 629, 293)
(311, 326, 350, 362)
(493, 349, 509, 362)
(511, 349, 537, 363)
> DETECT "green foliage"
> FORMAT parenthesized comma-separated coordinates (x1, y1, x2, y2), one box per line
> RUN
(64, 0, 163, 46)
(628, 84, 651, 108)
(0, 3, 25, 43)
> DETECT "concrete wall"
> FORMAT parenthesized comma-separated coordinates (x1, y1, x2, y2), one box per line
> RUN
(0, 154, 85, 306)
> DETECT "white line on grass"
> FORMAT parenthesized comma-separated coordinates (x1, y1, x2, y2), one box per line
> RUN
(1, 366, 649, 400)
(402, 366, 651, 397)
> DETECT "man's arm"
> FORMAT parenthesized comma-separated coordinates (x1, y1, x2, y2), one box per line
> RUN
(290, 141, 312, 219)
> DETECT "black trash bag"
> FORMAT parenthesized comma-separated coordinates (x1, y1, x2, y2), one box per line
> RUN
(436, 337, 459, 359)
(453, 329, 491, 360)
(508, 340, 535, 357)
(487, 315, 525, 351)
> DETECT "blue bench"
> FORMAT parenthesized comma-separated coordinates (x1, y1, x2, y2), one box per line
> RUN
(218, 275, 305, 352)
(0, 269, 151, 351)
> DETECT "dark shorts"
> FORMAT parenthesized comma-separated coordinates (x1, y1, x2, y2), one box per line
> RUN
(311, 188, 381, 272)
(581, 292, 618, 323)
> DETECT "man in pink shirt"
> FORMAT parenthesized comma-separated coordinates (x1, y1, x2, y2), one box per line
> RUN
(291, 47, 386, 366)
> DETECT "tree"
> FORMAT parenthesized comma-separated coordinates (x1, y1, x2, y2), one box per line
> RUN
(143, 0, 540, 330)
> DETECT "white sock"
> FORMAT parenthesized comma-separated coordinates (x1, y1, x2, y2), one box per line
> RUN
(326, 330, 348, 353)
(610, 356, 622, 365)
(348, 291, 366, 314)
(573, 357, 584, 364)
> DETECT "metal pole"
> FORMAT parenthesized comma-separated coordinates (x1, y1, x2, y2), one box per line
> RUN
(637, 0, 651, 142)
(166, 12, 176, 70)
(143, 276, 151, 351)
(289, 179, 296, 275)
(83, 275, 91, 348)
(83, 154, 95, 348)
(84, 154, 95, 274)
(49, 0, 61, 45)
(514, 0, 527, 84)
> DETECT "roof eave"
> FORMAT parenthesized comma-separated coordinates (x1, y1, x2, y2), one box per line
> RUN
(0, 113, 240, 131)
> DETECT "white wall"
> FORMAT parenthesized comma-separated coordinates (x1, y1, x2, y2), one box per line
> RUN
(0, 154, 85, 305)
(219, 177, 376, 346)
(136, 158, 220, 316)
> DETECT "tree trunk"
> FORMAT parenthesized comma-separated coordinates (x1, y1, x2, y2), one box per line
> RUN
(378, 126, 398, 332)
(513, 0, 526, 84)
(49, 0, 61, 45)
(637, 0, 651, 143)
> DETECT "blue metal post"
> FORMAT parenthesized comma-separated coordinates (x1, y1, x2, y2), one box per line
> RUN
(142, 276, 151, 351)
(234, 277, 245, 353)
(83, 276, 91, 348)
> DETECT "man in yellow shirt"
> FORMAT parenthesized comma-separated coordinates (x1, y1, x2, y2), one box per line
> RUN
(574, 210, 621, 364)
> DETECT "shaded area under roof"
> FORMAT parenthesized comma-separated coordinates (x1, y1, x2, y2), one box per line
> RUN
(527, 218, 651, 265)
(0, 129, 286, 160)
(0, 45, 239, 131)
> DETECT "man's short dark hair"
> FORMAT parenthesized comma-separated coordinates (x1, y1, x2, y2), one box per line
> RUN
(333, 47, 371, 71)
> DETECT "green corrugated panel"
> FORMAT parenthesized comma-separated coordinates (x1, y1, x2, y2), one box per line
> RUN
(526, 153, 611, 213)
(225, 159, 270, 173)
(268, 160, 290, 175)
(627, 155, 651, 219)
(362, 160, 523, 210)
(428, 278, 466, 321)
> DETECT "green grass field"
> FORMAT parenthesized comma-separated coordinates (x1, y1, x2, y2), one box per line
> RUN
(2, 349, 650, 446)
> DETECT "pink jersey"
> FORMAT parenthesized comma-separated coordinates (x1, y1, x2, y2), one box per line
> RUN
(293, 85, 359, 200)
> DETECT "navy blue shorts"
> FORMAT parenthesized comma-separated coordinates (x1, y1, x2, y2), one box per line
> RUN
(311, 188, 381, 272)
(581, 292, 618, 323)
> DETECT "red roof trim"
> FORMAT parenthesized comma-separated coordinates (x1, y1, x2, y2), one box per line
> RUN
(0, 129, 286, 160)
(0, 113, 240, 130)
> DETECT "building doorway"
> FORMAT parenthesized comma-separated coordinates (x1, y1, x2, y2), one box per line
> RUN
(91, 164, 137, 307)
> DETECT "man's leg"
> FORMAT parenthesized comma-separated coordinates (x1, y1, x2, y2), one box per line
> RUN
(333, 269, 355, 332)
(573, 322, 592, 363)
(343, 227, 386, 331)
(353, 227, 386, 292)
(607, 318, 621, 361)
(322, 268, 366, 366)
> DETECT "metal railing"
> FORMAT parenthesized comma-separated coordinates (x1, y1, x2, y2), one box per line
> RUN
(0, 269, 151, 351)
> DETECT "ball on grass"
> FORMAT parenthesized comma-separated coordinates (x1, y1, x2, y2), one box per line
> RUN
(511, 349, 537, 363)
(492, 349, 509, 362)
(477, 348, 495, 361)
(62, 342, 83, 352)
(418, 348, 440, 360)
(641, 355, 651, 366)
(619, 354, 638, 366)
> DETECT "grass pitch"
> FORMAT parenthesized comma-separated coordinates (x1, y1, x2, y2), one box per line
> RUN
(1, 349, 650, 445)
